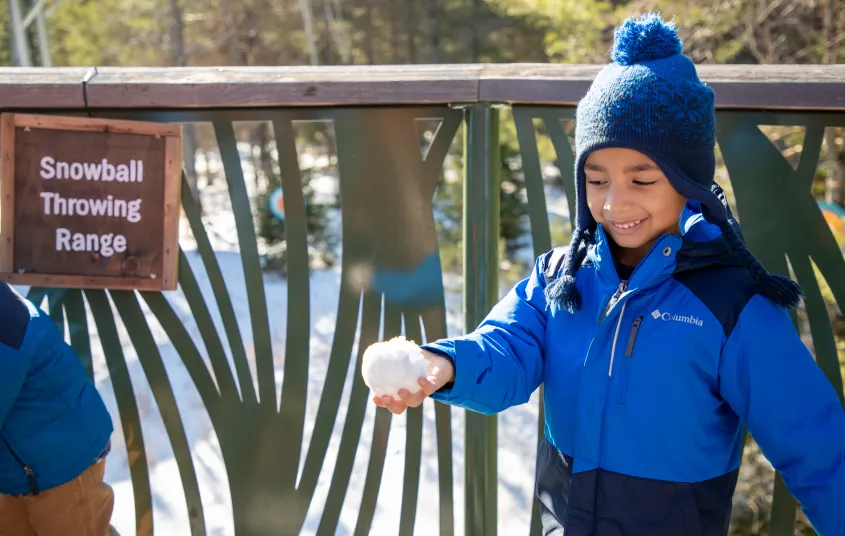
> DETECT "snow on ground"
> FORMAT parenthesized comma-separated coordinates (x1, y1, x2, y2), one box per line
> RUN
(17, 146, 549, 535)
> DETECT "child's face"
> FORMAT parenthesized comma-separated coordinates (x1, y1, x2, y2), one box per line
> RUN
(584, 148, 687, 261)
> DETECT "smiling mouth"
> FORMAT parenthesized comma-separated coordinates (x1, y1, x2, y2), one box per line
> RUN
(609, 219, 646, 232)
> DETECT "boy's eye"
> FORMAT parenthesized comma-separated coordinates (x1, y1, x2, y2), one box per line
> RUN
(633, 179, 657, 186)
(587, 179, 607, 187)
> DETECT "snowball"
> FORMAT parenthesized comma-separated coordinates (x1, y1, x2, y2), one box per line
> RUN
(361, 336, 429, 398)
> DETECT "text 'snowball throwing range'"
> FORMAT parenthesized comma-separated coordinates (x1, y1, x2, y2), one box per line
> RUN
(0, 113, 183, 291)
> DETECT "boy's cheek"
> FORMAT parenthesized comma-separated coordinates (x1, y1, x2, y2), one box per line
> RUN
(586, 201, 603, 223)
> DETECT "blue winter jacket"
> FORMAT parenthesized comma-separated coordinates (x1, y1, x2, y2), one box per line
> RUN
(423, 205, 845, 536)
(0, 284, 113, 495)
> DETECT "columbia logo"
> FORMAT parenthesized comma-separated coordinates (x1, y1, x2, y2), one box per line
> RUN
(651, 309, 703, 327)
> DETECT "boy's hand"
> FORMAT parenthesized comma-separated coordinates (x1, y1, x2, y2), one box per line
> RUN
(372, 350, 454, 415)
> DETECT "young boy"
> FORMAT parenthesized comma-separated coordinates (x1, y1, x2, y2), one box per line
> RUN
(0, 282, 115, 536)
(368, 13, 845, 536)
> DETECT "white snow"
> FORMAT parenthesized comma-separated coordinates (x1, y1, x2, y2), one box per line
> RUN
(361, 337, 430, 398)
(16, 145, 542, 535)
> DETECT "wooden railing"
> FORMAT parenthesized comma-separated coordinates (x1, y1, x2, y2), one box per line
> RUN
(5, 65, 844, 536)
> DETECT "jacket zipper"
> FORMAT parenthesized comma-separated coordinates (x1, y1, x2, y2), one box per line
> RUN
(601, 235, 673, 383)
(1, 434, 39, 494)
(607, 301, 628, 377)
(617, 316, 644, 406)
(599, 280, 628, 324)
(598, 232, 674, 325)
(625, 316, 644, 357)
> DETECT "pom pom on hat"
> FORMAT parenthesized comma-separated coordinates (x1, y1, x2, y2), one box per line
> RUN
(611, 13, 683, 65)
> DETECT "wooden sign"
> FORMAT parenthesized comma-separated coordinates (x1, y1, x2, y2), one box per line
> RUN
(0, 113, 182, 290)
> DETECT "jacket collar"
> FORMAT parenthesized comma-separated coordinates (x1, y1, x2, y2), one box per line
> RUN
(586, 202, 743, 294)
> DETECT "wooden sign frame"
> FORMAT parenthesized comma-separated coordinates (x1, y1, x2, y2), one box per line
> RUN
(0, 113, 182, 291)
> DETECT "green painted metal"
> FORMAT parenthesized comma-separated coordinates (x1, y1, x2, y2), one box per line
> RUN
(513, 106, 579, 536)
(64, 290, 94, 381)
(427, 307, 456, 536)
(354, 303, 401, 536)
(178, 173, 256, 407)
(25, 106, 462, 535)
(15, 101, 844, 536)
(215, 121, 278, 409)
(317, 291, 382, 536)
(463, 103, 500, 536)
(400, 314, 425, 536)
(716, 112, 845, 406)
(141, 271, 223, 421)
(86, 289, 155, 535)
(45, 289, 64, 333)
(110, 290, 208, 535)
(270, 117, 310, 490)
(716, 111, 845, 535)
(512, 107, 553, 536)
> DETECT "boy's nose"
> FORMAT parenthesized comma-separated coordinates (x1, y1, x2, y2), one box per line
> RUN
(603, 184, 628, 212)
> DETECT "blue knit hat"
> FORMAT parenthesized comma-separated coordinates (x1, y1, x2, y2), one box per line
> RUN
(547, 13, 803, 312)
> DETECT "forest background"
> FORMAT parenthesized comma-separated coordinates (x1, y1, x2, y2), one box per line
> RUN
(2, 0, 843, 534)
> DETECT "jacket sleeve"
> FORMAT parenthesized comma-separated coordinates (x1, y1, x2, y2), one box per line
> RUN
(0, 284, 32, 426)
(0, 346, 28, 426)
(422, 252, 551, 415)
(719, 295, 845, 535)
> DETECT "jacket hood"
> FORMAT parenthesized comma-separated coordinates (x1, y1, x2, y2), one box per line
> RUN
(588, 201, 746, 288)
(674, 202, 747, 274)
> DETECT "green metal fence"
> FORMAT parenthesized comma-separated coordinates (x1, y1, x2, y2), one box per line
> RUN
(6, 65, 845, 536)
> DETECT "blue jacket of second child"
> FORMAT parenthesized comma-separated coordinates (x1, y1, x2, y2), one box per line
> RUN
(423, 204, 845, 536)
(0, 284, 113, 495)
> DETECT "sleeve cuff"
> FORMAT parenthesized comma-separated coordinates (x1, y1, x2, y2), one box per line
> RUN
(422, 338, 489, 407)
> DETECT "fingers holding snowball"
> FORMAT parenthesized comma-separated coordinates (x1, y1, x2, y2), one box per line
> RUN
(418, 376, 438, 397)
(381, 396, 408, 415)
(397, 387, 426, 408)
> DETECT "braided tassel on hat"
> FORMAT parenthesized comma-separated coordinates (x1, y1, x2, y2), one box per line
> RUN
(710, 184, 804, 309)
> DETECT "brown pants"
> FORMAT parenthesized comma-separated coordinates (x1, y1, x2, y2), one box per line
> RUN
(0, 458, 117, 536)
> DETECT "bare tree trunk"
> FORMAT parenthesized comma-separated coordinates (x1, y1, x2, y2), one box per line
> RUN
(363, 0, 376, 64)
(405, 0, 418, 63)
(319, 0, 333, 64)
(169, 0, 186, 66)
(471, 0, 480, 62)
(322, 0, 351, 64)
(8, 0, 32, 66)
(169, 0, 202, 208)
(242, 4, 261, 66)
(389, 0, 400, 63)
(427, 0, 440, 62)
(183, 127, 201, 195)
(34, 10, 51, 67)
(823, 0, 844, 206)
(824, 132, 844, 206)
(300, 0, 320, 65)
(760, 0, 774, 62)
(254, 123, 275, 192)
